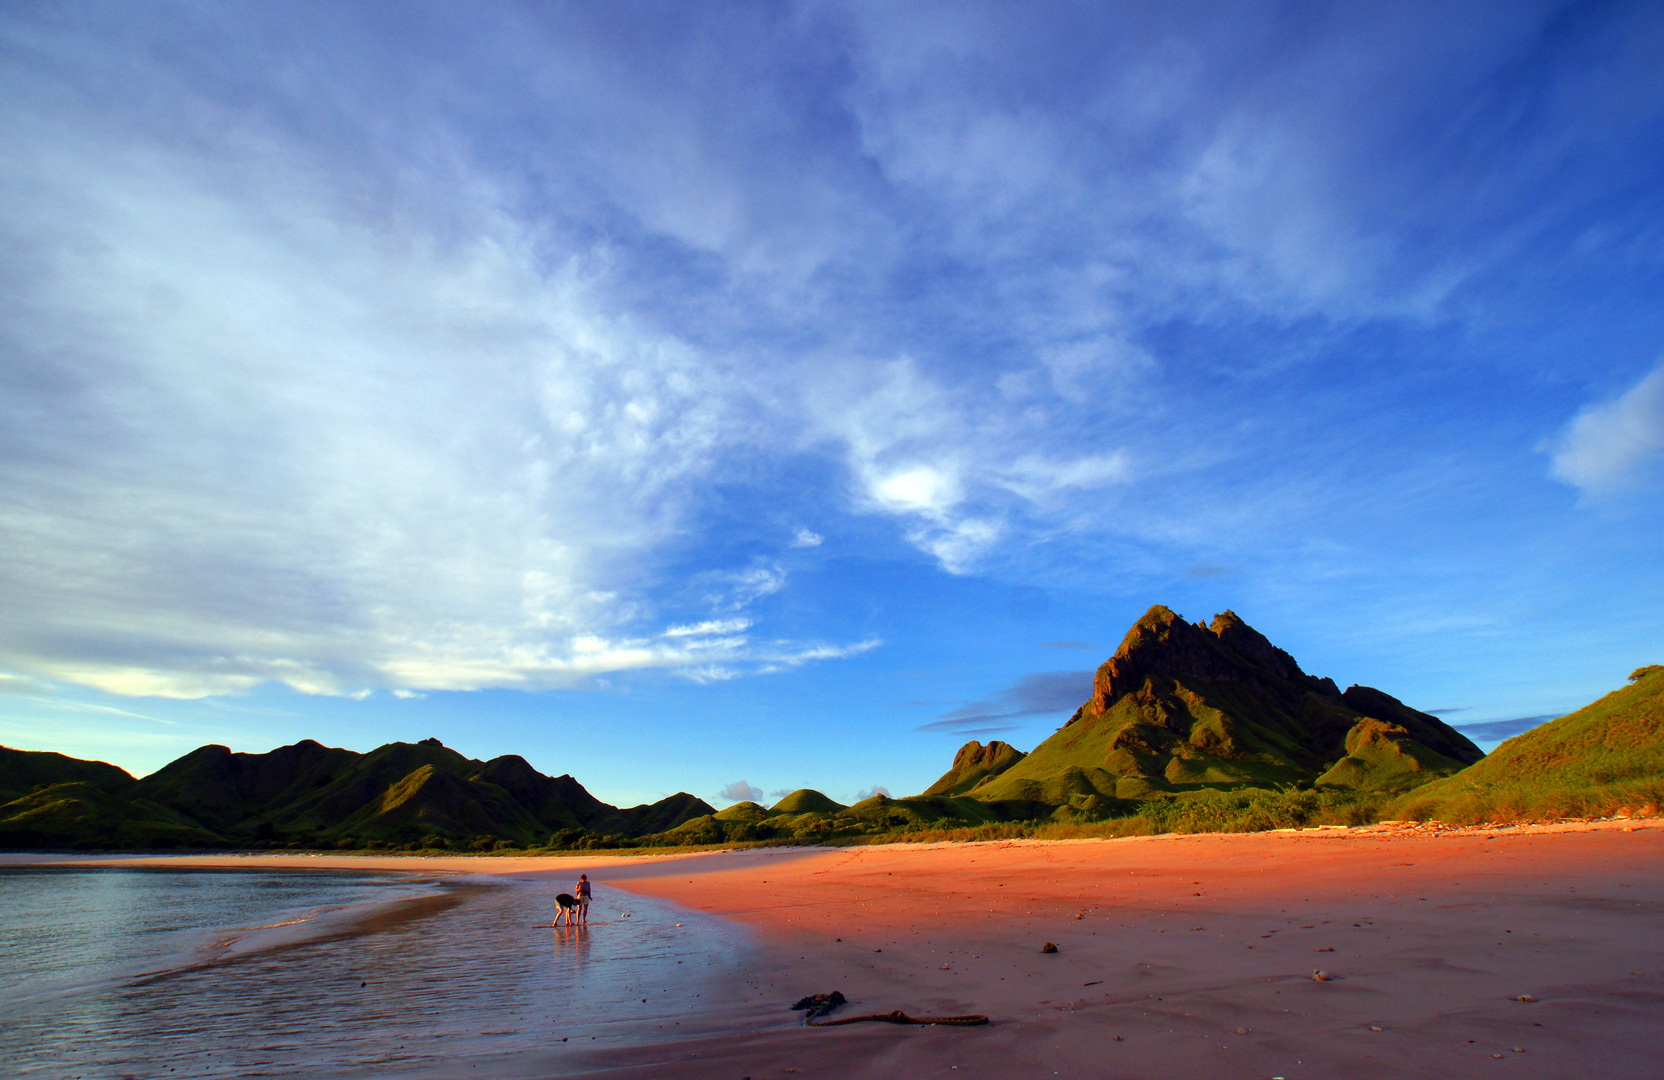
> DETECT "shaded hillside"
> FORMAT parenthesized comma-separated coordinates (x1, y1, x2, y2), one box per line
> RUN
(132, 740, 360, 832)
(1393, 665, 1664, 823)
(0, 746, 136, 801)
(945, 606, 1480, 810)
(1, 738, 712, 850)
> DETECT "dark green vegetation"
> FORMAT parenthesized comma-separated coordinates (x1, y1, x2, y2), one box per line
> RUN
(0, 738, 715, 851)
(1391, 665, 1664, 823)
(5, 608, 1657, 851)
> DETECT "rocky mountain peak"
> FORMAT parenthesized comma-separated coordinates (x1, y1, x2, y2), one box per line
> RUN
(1090, 605, 1340, 711)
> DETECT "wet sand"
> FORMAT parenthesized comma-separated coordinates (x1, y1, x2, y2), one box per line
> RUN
(12, 822, 1664, 1079)
(593, 821, 1664, 1080)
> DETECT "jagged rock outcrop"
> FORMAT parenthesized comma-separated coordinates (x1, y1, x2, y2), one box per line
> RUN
(923, 740, 1027, 797)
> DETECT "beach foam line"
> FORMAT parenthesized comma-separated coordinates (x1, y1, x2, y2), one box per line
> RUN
(141, 875, 483, 982)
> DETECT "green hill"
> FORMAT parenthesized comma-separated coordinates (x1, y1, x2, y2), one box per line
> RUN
(1393, 665, 1664, 822)
(0, 738, 714, 850)
(713, 801, 769, 823)
(769, 788, 847, 815)
(940, 606, 1480, 808)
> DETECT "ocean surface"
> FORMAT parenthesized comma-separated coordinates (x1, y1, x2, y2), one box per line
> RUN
(0, 864, 750, 1077)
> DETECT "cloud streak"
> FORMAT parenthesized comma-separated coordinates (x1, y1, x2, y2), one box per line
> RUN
(921, 670, 1091, 734)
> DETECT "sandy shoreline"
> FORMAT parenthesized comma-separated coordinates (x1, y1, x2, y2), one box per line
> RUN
(10, 820, 1664, 1078)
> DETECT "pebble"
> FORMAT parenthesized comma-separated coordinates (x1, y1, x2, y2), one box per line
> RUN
(1312, 970, 1332, 981)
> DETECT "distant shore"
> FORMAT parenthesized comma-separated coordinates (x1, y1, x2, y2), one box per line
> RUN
(9, 820, 1663, 1079)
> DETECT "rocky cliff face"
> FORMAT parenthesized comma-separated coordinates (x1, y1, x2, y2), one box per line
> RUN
(1090, 607, 1341, 710)
(959, 605, 1481, 805)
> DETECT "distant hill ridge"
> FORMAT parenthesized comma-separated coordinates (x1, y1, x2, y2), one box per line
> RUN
(923, 605, 1482, 807)
(0, 737, 712, 850)
(5, 606, 1654, 850)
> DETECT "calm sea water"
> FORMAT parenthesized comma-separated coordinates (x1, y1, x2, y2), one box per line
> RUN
(0, 866, 749, 1077)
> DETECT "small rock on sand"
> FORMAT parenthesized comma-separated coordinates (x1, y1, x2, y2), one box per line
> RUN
(1042, 942, 1059, 954)
(1312, 970, 1332, 981)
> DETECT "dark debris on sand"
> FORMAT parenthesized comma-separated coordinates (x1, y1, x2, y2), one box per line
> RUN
(791, 991, 847, 1019)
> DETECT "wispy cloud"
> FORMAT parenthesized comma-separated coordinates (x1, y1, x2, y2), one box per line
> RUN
(1453, 715, 1560, 742)
(665, 619, 753, 638)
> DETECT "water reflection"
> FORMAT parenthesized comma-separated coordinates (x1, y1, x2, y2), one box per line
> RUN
(2, 870, 749, 1078)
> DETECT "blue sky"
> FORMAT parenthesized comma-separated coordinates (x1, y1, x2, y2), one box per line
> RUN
(2, 1, 1663, 806)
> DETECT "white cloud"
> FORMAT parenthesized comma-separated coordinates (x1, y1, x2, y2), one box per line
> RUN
(870, 465, 962, 515)
(665, 619, 753, 638)
(790, 527, 824, 548)
(0, 59, 870, 699)
(1549, 360, 1664, 494)
(718, 780, 764, 803)
(854, 784, 890, 801)
(1, 3, 1623, 703)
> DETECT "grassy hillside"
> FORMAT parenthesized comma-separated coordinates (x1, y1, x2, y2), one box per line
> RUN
(1315, 718, 1470, 792)
(0, 782, 221, 849)
(1393, 666, 1664, 823)
(770, 788, 847, 814)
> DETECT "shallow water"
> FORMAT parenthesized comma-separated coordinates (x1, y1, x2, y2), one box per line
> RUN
(1, 866, 749, 1077)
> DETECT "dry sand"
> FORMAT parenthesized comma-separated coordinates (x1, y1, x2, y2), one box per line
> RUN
(12, 821, 1664, 1079)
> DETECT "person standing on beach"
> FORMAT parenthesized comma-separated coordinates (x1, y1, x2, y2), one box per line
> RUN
(576, 873, 592, 923)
